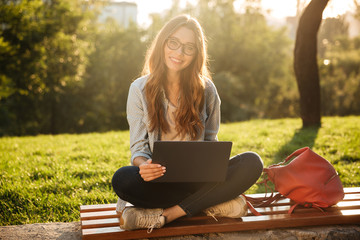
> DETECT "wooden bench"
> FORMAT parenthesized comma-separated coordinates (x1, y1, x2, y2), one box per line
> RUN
(80, 187, 360, 240)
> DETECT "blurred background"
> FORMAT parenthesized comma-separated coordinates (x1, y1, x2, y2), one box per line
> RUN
(1, 0, 359, 136)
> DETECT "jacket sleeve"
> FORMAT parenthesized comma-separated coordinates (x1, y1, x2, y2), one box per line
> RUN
(204, 80, 221, 141)
(126, 82, 152, 165)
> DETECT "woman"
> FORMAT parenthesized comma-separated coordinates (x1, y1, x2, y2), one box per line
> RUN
(112, 15, 263, 232)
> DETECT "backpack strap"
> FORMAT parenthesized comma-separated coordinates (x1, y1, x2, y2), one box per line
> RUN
(284, 147, 309, 163)
(288, 202, 325, 214)
(242, 194, 262, 216)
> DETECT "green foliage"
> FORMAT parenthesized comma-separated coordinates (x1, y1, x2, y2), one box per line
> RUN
(200, 0, 297, 121)
(78, 20, 147, 132)
(1, 116, 359, 225)
(0, 0, 93, 135)
(0, 0, 148, 135)
(317, 14, 360, 117)
(0, 0, 48, 135)
(318, 17, 349, 57)
(319, 35, 360, 116)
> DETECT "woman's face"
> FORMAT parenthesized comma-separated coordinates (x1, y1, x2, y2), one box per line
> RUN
(164, 26, 196, 75)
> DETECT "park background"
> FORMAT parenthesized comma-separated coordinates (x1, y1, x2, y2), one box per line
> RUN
(1, 0, 360, 135)
(1, 0, 360, 226)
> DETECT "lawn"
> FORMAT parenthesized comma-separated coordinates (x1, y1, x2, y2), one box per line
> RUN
(1, 116, 359, 225)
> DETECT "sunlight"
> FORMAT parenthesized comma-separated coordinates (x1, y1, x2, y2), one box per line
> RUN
(134, 0, 171, 26)
(260, 0, 298, 18)
(133, 0, 191, 27)
(340, 209, 360, 216)
(236, 0, 355, 18)
(133, 0, 356, 26)
(323, 0, 355, 18)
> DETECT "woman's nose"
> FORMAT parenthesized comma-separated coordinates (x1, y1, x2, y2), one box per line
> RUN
(175, 45, 184, 55)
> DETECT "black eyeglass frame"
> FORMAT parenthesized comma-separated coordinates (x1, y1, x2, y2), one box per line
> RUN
(165, 37, 197, 56)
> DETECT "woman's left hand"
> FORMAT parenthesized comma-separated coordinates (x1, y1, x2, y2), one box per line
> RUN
(139, 159, 166, 181)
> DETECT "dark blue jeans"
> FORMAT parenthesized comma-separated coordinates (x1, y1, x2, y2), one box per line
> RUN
(112, 152, 263, 217)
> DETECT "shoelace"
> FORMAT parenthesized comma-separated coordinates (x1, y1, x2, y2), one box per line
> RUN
(206, 210, 218, 222)
(136, 213, 162, 233)
(206, 201, 234, 222)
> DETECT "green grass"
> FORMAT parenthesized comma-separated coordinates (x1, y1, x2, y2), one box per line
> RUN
(1, 116, 359, 226)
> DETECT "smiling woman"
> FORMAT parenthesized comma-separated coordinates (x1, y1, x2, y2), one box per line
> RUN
(110, 14, 264, 232)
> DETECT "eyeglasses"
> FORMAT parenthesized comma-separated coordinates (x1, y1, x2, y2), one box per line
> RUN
(166, 37, 197, 56)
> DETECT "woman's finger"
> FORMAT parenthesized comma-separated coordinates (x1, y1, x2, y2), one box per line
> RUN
(139, 160, 166, 181)
(139, 163, 165, 174)
(140, 168, 165, 180)
(141, 173, 164, 181)
(139, 167, 164, 176)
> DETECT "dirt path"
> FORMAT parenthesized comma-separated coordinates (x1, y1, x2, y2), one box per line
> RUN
(0, 222, 81, 240)
(1, 222, 359, 240)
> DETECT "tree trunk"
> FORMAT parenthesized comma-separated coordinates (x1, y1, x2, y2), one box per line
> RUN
(294, 0, 328, 127)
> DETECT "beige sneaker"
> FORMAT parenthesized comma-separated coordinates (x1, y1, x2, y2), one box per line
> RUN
(204, 195, 248, 221)
(120, 207, 165, 233)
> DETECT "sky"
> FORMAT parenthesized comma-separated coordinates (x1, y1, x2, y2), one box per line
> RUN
(130, 0, 356, 27)
(260, 0, 355, 19)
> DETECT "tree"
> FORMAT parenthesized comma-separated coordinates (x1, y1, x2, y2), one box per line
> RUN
(319, 35, 360, 116)
(0, 0, 93, 135)
(197, 0, 296, 121)
(0, 0, 50, 135)
(40, 0, 91, 134)
(294, 0, 329, 127)
(318, 16, 348, 58)
(79, 19, 147, 132)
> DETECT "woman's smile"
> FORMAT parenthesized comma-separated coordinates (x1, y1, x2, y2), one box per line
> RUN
(169, 56, 183, 64)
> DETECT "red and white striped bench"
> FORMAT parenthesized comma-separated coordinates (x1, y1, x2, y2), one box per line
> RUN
(80, 187, 360, 240)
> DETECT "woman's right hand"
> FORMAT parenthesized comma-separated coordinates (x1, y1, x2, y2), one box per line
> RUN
(139, 159, 166, 182)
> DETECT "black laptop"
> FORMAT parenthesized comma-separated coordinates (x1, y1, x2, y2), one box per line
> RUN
(151, 141, 232, 182)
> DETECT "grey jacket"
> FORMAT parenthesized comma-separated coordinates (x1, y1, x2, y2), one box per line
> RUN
(126, 75, 221, 165)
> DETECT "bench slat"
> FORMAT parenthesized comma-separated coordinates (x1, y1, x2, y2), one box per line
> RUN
(80, 204, 116, 212)
(343, 187, 360, 193)
(81, 218, 120, 229)
(343, 193, 360, 201)
(80, 203, 133, 213)
(81, 210, 119, 220)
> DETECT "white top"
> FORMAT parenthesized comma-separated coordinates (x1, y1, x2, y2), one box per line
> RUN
(161, 101, 190, 141)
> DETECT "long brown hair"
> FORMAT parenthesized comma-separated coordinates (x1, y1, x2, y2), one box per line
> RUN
(142, 15, 211, 140)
